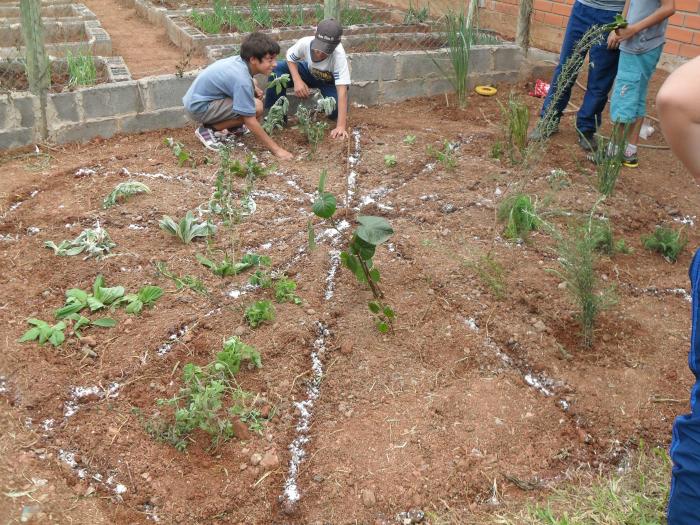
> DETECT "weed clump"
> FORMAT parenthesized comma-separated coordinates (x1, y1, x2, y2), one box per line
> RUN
(499, 92, 529, 164)
(642, 226, 687, 262)
(497, 194, 540, 240)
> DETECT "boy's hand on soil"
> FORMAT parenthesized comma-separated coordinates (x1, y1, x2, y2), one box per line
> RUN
(331, 126, 348, 139)
(274, 148, 294, 160)
(295, 81, 310, 98)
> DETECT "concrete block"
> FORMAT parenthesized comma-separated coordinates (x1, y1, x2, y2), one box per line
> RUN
(48, 91, 80, 123)
(141, 74, 194, 111)
(0, 127, 35, 150)
(13, 94, 38, 128)
(81, 82, 141, 119)
(493, 45, 523, 72)
(349, 81, 379, 107)
(469, 46, 494, 74)
(118, 108, 190, 134)
(395, 50, 441, 80)
(424, 78, 455, 97)
(52, 118, 119, 144)
(349, 53, 397, 82)
(378, 79, 428, 104)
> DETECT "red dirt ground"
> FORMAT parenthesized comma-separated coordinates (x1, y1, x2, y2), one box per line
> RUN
(1, 65, 697, 523)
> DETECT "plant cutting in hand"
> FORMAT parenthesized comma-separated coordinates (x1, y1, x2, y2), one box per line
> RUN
(310, 170, 396, 332)
(45, 225, 116, 259)
(159, 211, 216, 244)
(102, 181, 151, 208)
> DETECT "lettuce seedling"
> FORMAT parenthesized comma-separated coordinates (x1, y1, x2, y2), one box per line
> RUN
(244, 300, 275, 328)
(159, 212, 216, 244)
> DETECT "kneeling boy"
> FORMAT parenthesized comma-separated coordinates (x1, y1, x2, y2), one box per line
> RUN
(183, 32, 293, 159)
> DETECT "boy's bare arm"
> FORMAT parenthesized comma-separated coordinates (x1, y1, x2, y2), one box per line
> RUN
(243, 115, 293, 160)
(287, 61, 310, 98)
(331, 85, 349, 139)
(616, 0, 675, 40)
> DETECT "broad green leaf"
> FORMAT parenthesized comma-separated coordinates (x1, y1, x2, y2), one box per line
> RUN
(49, 330, 65, 347)
(383, 306, 395, 319)
(65, 246, 85, 256)
(312, 193, 336, 219)
(92, 318, 117, 328)
(356, 216, 393, 246)
(27, 318, 47, 327)
(369, 269, 381, 283)
(349, 235, 376, 260)
(318, 169, 328, 193)
(125, 299, 143, 314)
(73, 315, 91, 331)
(368, 301, 381, 314)
(87, 297, 106, 311)
(97, 286, 125, 305)
(19, 327, 41, 342)
(377, 322, 389, 333)
(66, 289, 88, 303)
(139, 286, 163, 304)
(55, 302, 85, 319)
(92, 275, 105, 296)
(340, 251, 367, 283)
(38, 324, 53, 344)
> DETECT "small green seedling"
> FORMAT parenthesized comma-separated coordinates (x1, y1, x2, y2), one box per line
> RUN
(642, 226, 687, 262)
(266, 72, 291, 96)
(45, 226, 116, 260)
(103, 181, 151, 208)
(159, 212, 216, 244)
(403, 135, 417, 145)
(368, 301, 395, 333)
(214, 336, 262, 376)
(590, 219, 631, 256)
(403, 0, 429, 23)
(19, 319, 66, 347)
(155, 262, 208, 295)
(428, 140, 457, 170)
(164, 138, 193, 167)
(249, 269, 273, 288)
(498, 194, 540, 240)
(244, 300, 275, 328)
(275, 277, 302, 305)
(197, 252, 270, 277)
(384, 154, 397, 167)
(119, 286, 164, 314)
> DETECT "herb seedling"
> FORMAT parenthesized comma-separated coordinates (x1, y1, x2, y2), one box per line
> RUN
(45, 225, 116, 260)
(428, 140, 458, 170)
(384, 154, 397, 167)
(497, 194, 540, 240)
(19, 319, 66, 347)
(244, 300, 275, 328)
(275, 277, 302, 305)
(263, 96, 289, 135)
(249, 269, 273, 288)
(155, 262, 208, 295)
(197, 252, 270, 277)
(403, 0, 429, 23)
(119, 286, 164, 314)
(642, 226, 687, 262)
(102, 181, 151, 208)
(159, 212, 216, 244)
(66, 50, 96, 87)
(164, 138, 193, 167)
(403, 135, 417, 145)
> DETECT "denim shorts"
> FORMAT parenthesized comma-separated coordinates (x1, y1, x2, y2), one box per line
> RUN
(610, 46, 662, 123)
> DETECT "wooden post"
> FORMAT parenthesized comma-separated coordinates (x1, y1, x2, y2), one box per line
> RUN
(324, 0, 340, 21)
(516, 0, 534, 55)
(20, 0, 49, 139)
(466, 0, 478, 31)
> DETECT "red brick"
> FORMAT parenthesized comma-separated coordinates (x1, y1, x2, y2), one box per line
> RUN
(686, 14, 700, 29)
(664, 40, 681, 54)
(676, 0, 699, 12)
(494, 1, 519, 15)
(679, 43, 700, 57)
(534, 10, 546, 21)
(694, 31, 700, 44)
(667, 25, 695, 42)
(534, 0, 553, 12)
(543, 12, 564, 26)
(551, 2, 572, 15)
(669, 13, 685, 25)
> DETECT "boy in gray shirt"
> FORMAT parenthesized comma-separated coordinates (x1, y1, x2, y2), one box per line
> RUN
(606, 0, 675, 167)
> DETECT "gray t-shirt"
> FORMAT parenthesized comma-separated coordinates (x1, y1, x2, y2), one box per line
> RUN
(577, 0, 625, 12)
(182, 55, 256, 117)
(620, 0, 668, 54)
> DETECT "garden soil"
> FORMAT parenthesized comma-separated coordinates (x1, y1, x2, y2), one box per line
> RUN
(1, 71, 698, 524)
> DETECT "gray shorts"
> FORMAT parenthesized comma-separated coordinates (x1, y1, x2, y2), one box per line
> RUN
(186, 98, 242, 126)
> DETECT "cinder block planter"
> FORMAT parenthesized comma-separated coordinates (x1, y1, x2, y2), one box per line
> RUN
(0, 20, 111, 59)
(0, 3, 97, 24)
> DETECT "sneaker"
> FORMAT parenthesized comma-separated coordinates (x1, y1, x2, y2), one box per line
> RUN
(527, 119, 559, 142)
(577, 130, 597, 152)
(195, 126, 221, 151)
(622, 153, 638, 168)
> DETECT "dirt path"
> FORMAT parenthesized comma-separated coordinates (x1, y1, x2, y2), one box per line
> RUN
(82, 0, 205, 79)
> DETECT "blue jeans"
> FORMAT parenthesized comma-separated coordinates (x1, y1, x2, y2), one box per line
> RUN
(668, 248, 700, 524)
(540, 1, 621, 134)
(264, 60, 339, 119)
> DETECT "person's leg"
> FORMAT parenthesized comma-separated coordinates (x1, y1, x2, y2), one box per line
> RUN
(657, 56, 700, 184)
(668, 248, 700, 524)
(539, 2, 591, 124)
(264, 60, 291, 110)
(575, 7, 620, 136)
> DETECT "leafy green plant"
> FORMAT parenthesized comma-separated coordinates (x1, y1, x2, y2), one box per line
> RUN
(214, 336, 262, 375)
(499, 92, 530, 164)
(340, 3, 373, 25)
(249, 0, 272, 27)
(19, 319, 66, 347)
(66, 50, 96, 87)
(197, 251, 270, 277)
(244, 300, 275, 328)
(159, 211, 216, 244)
(384, 154, 397, 167)
(249, 268, 273, 288)
(275, 277, 302, 305)
(316, 94, 337, 116)
(403, 134, 416, 145)
(404, 0, 429, 23)
(498, 194, 540, 240)
(102, 181, 151, 208)
(281, 3, 305, 26)
(296, 104, 327, 155)
(432, 10, 473, 108)
(490, 141, 503, 159)
(263, 96, 289, 135)
(164, 137, 193, 167)
(119, 286, 164, 314)
(266, 72, 290, 96)
(590, 219, 630, 256)
(428, 140, 457, 170)
(642, 226, 687, 262)
(310, 171, 396, 332)
(208, 147, 259, 226)
(45, 226, 116, 259)
(155, 261, 208, 295)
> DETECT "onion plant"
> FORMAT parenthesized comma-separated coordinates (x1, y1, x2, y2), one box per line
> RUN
(432, 10, 473, 108)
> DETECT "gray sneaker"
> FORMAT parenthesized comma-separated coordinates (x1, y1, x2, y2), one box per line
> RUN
(528, 119, 559, 142)
(195, 126, 221, 151)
